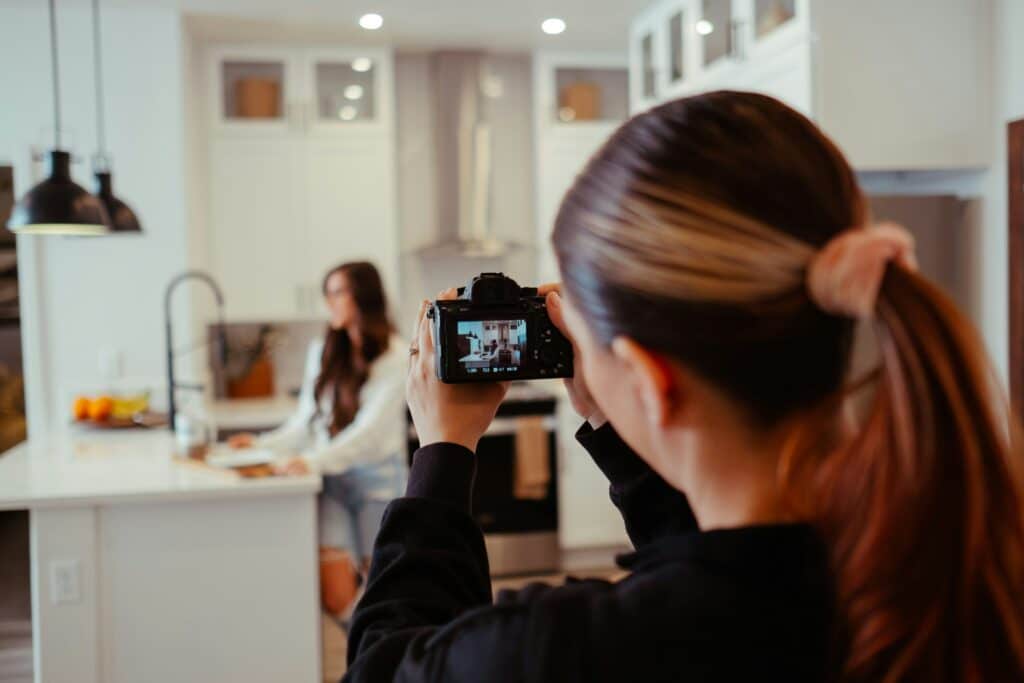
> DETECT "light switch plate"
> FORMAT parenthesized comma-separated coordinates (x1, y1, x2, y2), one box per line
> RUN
(49, 559, 81, 605)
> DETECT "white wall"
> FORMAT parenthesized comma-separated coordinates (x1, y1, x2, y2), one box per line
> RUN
(0, 2, 192, 433)
(979, 0, 1024, 384)
(857, 0, 1023, 386)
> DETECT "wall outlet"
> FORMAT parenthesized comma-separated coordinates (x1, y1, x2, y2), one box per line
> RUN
(49, 560, 81, 605)
(99, 347, 124, 381)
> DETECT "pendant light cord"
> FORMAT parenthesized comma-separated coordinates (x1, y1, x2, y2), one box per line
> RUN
(91, 0, 108, 167)
(48, 0, 62, 149)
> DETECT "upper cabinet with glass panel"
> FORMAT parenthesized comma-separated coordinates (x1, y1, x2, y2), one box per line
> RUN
(667, 9, 685, 87)
(630, 7, 666, 111)
(755, 0, 796, 38)
(699, 0, 735, 69)
(315, 61, 375, 122)
(222, 61, 286, 120)
(210, 47, 392, 136)
(629, 0, 991, 170)
(307, 49, 393, 134)
(553, 67, 629, 125)
(747, 0, 810, 59)
(212, 48, 295, 134)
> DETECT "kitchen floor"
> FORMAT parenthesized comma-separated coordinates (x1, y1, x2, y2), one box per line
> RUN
(321, 565, 627, 682)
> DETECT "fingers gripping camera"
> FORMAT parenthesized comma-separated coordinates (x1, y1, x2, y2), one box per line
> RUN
(426, 273, 574, 384)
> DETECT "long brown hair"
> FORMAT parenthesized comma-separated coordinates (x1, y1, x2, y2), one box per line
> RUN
(552, 91, 1024, 682)
(314, 261, 394, 436)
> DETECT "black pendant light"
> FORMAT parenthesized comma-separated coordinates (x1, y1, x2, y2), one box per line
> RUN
(6, 0, 111, 236)
(90, 0, 141, 233)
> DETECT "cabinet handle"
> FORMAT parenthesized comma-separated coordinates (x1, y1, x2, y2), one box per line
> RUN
(730, 20, 746, 60)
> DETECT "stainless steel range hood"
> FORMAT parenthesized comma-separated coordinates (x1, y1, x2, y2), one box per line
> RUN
(416, 51, 522, 258)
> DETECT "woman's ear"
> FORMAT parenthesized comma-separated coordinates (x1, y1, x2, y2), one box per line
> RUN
(610, 337, 679, 427)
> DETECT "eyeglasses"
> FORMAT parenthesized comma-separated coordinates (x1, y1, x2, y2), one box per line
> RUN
(325, 286, 350, 299)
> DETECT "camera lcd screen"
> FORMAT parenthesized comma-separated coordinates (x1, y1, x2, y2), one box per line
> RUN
(456, 319, 527, 378)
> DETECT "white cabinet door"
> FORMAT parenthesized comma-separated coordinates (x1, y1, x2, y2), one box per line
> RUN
(535, 128, 618, 284)
(556, 400, 629, 550)
(533, 53, 628, 284)
(741, 40, 813, 116)
(301, 136, 399, 309)
(209, 138, 307, 321)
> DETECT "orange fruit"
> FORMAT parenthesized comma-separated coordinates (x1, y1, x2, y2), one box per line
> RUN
(89, 396, 114, 423)
(72, 396, 91, 421)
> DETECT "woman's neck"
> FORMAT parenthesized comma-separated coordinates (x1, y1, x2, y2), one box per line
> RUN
(660, 412, 792, 531)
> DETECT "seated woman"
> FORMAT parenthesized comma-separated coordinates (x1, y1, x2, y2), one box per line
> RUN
(230, 261, 406, 617)
(343, 93, 1024, 681)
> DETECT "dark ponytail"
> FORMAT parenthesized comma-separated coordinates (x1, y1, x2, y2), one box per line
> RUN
(783, 266, 1024, 681)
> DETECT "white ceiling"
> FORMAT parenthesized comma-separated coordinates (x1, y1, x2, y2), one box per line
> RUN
(115, 0, 648, 51)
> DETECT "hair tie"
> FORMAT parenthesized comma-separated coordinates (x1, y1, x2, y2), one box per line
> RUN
(806, 222, 918, 319)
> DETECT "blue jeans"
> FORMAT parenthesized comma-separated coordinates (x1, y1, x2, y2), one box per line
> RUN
(320, 458, 405, 561)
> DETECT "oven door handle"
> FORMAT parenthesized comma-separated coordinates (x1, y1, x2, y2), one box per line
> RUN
(407, 415, 557, 440)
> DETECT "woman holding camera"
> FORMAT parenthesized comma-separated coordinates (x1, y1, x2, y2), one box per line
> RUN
(343, 93, 1024, 682)
(230, 261, 406, 617)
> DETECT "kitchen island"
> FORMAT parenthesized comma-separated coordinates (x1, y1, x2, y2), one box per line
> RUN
(0, 429, 321, 683)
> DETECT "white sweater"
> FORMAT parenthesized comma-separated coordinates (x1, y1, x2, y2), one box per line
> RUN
(256, 335, 408, 477)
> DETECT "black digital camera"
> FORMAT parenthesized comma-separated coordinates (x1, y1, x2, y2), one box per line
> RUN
(426, 273, 573, 384)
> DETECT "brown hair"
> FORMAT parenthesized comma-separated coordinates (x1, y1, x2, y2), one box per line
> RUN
(552, 91, 1024, 681)
(314, 261, 394, 436)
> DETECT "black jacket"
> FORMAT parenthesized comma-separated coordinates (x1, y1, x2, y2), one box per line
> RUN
(343, 422, 833, 682)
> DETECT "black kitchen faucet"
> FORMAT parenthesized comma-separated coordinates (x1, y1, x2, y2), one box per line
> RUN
(163, 270, 227, 433)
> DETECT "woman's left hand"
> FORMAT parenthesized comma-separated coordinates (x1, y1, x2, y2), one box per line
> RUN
(273, 455, 311, 476)
(407, 290, 508, 452)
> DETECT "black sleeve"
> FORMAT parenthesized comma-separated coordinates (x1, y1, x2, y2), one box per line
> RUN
(575, 422, 698, 549)
(344, 443, 627, 683)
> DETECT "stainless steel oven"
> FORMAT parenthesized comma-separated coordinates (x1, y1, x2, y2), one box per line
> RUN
(407, 389, 559, 576)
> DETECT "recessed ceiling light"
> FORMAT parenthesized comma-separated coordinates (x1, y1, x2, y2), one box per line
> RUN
(359, 13, 383, 30)
(338, 105, 358, 121)
(695, 19, 714, 35)
(344, 84, 364, 100)
(351, 57, 373, 72)
(541, 18, 566, 35)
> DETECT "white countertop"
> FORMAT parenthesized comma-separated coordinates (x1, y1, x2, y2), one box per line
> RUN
(0, 429, 320, 511)
(207, 396, 298, 431)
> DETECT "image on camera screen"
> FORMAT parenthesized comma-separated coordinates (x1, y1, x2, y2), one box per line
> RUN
(456, 319, 527, 376)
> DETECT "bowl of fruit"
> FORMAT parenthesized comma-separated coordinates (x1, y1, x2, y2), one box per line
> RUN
(72, 392, 166, 429)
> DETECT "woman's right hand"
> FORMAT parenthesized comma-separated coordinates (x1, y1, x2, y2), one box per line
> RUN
(407, 293, 509, 452)
(538, 283, 606, 429)
(227, 433, 255, 449)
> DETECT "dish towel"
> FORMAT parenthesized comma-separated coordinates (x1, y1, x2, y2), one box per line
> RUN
(514, 416, 550, 500)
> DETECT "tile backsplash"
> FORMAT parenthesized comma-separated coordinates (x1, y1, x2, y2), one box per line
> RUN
(208, 320, 324, 399)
